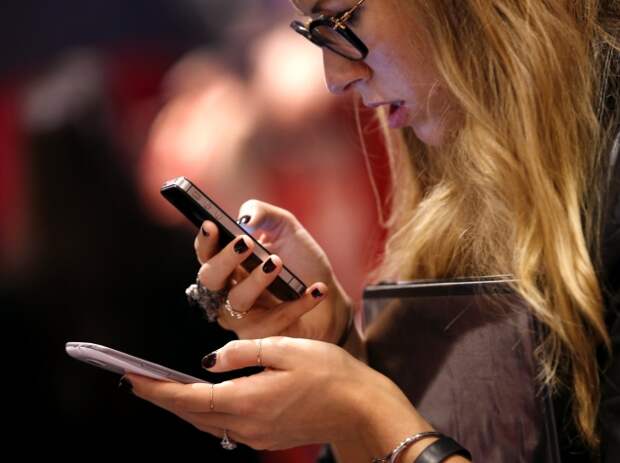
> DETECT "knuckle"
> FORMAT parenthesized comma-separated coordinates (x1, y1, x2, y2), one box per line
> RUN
(242, 198, 262, 211)
(223, 340, 245, 363)
(283, 209, 295, 222)
(197, 263, 212, 285)
(269, 336, 292, 351)
(227, 290, 251, 313)
(279, 207, 299, 228)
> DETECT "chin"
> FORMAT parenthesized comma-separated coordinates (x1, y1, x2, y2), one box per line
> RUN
(412, 112, 460, 148)
(412, 121, 446, 147)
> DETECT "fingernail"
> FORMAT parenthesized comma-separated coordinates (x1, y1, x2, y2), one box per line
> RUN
(118, 376, 134, 394)
(262, 258, 276, 274)
(202, 352, 217, 369)
(201, 226, 209, 237)
(311, 288, 323, 299)
(234, 237, 249, 254)
(238, 215, 251, 225)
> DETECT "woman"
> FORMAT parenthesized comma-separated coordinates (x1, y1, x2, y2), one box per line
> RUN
(124, 0, 620, 461)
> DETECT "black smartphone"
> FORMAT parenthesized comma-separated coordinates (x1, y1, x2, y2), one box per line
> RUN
(161, 177, 307, 301)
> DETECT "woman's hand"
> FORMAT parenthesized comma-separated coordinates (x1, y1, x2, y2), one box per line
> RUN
(126, 337, 431, 454)
(194, 200, 352, 344)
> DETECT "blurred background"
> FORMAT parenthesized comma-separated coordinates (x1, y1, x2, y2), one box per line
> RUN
(0, 0, 389, 459)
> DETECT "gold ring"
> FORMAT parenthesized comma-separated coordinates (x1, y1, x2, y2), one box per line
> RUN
(224, 297, 252, 320)
(257, 339, 263, 367)
(210, 383, 215, 411)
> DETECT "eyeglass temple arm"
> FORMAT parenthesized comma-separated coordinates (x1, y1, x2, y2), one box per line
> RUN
(334, 0, 366, 28)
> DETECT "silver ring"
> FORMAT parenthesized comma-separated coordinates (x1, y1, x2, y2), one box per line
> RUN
(223, 297, 252, 320)
(185, 278, 228, 322)
(221, 429, 237, 450)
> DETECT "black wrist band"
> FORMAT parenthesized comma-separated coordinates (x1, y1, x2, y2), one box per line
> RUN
(413, 436, 472, 463)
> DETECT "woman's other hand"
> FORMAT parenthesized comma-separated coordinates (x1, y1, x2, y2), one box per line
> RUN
(126, 337, 430, 454)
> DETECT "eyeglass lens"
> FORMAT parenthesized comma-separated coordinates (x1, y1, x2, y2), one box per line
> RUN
(310, 24, 363, 59)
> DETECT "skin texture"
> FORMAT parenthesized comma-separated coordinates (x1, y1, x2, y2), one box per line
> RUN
(129, 1, 469, 461)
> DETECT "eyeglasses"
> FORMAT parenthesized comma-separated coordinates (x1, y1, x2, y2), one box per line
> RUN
(290, 0, 369, 61)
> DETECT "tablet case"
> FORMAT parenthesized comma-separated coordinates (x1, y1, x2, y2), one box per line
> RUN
(363, 276, 561, 462)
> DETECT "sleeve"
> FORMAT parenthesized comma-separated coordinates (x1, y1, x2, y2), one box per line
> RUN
(601, 228, 620, 462)
(601, 306, 620, 463)
(600, 150, 620, 462)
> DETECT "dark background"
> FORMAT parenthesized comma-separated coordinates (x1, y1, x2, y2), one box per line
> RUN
(1, 1, 276, 459)
(0, 1, 385, 460)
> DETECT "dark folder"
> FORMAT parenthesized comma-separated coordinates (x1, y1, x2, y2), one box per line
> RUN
(363, 276, 561, 462)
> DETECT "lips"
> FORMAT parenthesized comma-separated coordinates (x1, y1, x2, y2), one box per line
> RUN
(365, 99, 404, 109)
(364, 100, 410, 129)
(388, 101, 404, 115)
(387, 103, 410, 129)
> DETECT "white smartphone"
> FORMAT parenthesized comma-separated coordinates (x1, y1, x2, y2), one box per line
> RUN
(65, 342, 209, 384)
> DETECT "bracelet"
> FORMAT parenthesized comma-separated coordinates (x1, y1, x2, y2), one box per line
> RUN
(413, 436, 472, 463)
(372, 432, 442, 463)
(336, 308, 355, 347)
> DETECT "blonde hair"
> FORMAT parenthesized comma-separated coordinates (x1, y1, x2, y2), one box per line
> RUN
(374, 0, 620, 448)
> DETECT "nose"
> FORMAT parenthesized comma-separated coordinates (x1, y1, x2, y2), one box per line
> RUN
(322, 49, 371, 96)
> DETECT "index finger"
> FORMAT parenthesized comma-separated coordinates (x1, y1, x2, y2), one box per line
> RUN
(127, 374, 260, 416)
(195, 220, 219, 265)
(126, 374, 236, 414)
(203, 337, 298, 373)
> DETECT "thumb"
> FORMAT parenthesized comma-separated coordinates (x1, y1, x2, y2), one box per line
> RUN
(237, 200, 298, 237)
(201, 337, 295, 373)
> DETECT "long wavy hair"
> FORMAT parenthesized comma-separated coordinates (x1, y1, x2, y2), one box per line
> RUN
(373, 0, 620, 448)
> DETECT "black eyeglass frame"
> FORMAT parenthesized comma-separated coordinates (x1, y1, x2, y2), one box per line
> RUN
(290, 0, 369, 61)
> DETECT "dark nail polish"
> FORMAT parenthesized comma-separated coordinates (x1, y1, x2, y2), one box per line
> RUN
(202, 353, 217, 369)
(311, 288, 323, 299)
(234, 237, 249, 254)
(118, 376, 133, 394)
(201, 226, 209, 237)
(262, 258, 276, 274)
(238, 215, 251, 225)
